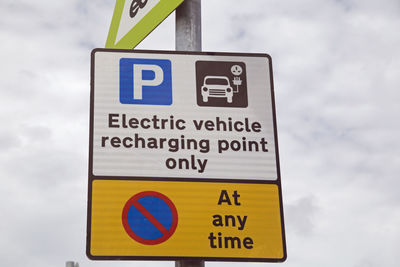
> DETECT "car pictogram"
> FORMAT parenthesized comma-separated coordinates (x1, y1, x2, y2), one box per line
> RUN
(201, 76, 234, 103)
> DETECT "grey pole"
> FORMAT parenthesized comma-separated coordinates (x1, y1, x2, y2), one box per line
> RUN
(175, 0, 204, 267)
(65, 261, 75, 267)
(175, 0, 202, 51)
(176, 260, 205, 267)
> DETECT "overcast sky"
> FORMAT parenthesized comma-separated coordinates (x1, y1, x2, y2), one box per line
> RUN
(1, 0, 399, 267)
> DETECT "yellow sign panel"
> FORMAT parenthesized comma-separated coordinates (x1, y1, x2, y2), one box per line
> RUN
(88, 179, 285, 261)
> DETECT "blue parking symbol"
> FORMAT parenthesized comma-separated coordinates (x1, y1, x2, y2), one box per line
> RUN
(120, 58, 172, 105)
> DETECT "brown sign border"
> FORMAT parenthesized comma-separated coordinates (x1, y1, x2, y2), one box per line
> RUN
(87, 48, 286, 262)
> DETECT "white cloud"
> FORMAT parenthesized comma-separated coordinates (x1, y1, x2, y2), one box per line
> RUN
(1, 0, 399, 267)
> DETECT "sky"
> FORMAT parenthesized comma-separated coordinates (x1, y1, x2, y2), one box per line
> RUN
(0, 0, 399, 267)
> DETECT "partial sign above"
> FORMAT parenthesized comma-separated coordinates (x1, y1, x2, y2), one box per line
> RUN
(106, 0, 185, 49)
(87, 49, 286, 262)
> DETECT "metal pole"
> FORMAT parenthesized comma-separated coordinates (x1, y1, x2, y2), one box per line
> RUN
(175, 0, 202, 51)
(176, 260, 204, 267)
(66, 262, 79, 267)
(175, 0, 204, 266)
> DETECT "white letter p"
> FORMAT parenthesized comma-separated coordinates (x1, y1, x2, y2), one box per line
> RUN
(133, 64, 164, 100)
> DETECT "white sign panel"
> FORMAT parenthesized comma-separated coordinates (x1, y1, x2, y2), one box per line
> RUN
(90, 49, 281, 181)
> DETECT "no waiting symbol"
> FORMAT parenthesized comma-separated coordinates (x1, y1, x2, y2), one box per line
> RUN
(122, 191, 178, 245)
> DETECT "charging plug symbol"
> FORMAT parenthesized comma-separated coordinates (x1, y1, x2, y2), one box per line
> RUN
(231, 65, 243, 93)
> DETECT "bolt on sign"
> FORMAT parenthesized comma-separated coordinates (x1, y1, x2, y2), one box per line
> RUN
(87, 49, 287, 262)
(106, 0, 185, 49)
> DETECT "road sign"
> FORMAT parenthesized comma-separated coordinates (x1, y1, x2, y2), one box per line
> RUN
(87, 49, 286, 262)
(122, 191, 178, 245)
(106, 0, 185, 49)
(90, 180, 284, 260)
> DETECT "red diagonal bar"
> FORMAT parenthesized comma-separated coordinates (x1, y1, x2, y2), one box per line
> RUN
(132, 200, 169, 235)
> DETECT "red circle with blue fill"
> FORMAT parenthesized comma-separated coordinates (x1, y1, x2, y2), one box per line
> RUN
(122, 191, 178, 245)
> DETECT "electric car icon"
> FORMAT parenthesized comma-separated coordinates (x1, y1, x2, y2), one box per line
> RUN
(201, 76, 234, 103)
